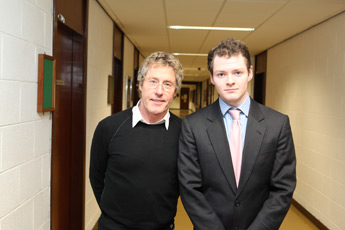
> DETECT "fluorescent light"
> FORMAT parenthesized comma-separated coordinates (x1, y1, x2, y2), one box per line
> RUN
(184, 74, 200, 77)
(168, 25, 255, 32)
(173, 53, 208, 56)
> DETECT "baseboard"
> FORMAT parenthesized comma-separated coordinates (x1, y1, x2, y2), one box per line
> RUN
(292, 199, 329, 230)
(92, 221, 98, 230)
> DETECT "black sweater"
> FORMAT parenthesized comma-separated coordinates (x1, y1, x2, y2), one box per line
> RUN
(90, 108, 182, 230)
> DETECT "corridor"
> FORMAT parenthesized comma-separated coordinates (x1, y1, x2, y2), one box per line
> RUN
(1, 0, 345, 229)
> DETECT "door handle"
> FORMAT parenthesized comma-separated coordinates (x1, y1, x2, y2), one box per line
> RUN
(57, 13, 65, 24)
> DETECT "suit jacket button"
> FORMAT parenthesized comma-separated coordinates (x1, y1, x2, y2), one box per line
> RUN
(235, 200, 240, 207)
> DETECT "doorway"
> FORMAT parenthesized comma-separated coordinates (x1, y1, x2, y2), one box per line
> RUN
(113, 57, 123, 113)
(254, 51, 267, 105)
(51, 22, 85, 229)
(253, 72, 266, 105)
(180, 87, 190, 110)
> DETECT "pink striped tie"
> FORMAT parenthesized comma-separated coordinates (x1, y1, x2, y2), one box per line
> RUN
(229, 109, 242, 187)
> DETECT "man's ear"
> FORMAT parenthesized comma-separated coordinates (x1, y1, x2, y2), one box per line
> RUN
(248, 65, 253, 82)
(138, 82, 143, 98)
(209, 72, 215, 85)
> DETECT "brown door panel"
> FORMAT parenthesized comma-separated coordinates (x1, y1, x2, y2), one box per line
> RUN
(52, 23, 85, 230)
(56, 0, 84, 35)
(180, 88, 190, 110)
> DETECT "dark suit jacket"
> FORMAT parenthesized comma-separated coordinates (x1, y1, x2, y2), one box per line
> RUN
(178, 98, 296, 230)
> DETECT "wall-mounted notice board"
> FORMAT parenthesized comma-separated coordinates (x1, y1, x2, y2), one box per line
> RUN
(37, 54, 56, 112)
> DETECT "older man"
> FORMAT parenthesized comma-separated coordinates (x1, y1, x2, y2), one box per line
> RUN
(90, 51, 184, 230)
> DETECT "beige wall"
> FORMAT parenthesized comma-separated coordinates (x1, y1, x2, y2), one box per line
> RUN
(266, 12, 345, 230)
(170, 93, 181, 109)
(85, 0, 114, 229)
(139, 53, 145, 66)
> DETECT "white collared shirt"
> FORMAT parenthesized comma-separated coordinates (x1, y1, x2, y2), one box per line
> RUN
(132, 100, 170, 130)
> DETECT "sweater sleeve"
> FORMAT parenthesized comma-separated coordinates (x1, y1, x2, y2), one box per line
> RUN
(89, 121, 109, 205)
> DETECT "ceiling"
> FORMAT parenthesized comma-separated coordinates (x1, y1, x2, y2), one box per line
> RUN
(97, 0, 345, 82)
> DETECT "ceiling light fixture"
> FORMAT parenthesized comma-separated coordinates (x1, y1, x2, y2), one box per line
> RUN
(168, 25, 255, 32)
(173, 53, 208, 56)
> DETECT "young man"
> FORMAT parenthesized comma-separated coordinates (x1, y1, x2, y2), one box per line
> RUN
(90, 51, 183, 230)
(178, 38, 296, 230)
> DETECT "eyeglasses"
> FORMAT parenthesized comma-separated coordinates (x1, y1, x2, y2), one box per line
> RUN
(146, 79, 176, 91)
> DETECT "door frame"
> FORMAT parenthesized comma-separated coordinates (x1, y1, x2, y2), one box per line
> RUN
(51, 0, 88, 228)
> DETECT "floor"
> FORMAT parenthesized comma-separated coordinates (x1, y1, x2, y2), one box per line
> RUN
(175, 198, 319, 230)
(170, 109, 193, 118)
(172, 108, 319, 230)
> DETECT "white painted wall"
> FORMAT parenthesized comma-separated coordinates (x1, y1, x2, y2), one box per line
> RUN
(85, 0, 114, 229)
(0, 0, 52, 229)
(266, 12, 345, 230)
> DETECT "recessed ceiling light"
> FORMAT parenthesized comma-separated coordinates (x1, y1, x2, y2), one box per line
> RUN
(168, 25, 255, 32)
(173, 53, 208, 56)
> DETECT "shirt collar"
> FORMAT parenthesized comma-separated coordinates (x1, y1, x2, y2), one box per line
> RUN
(219, 94, 251, 117)
(132, 100, 170, 130)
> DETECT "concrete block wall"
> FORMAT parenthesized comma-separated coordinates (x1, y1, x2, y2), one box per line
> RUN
(266, 12, 345, 230)
(0, 0, 52, 229)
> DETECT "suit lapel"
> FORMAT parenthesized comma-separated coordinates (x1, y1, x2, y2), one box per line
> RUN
(237, 99, 265, 196)
(206, 101, 237, 194)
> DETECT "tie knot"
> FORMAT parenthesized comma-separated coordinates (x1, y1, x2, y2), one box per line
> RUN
(229, 109, 240, 120)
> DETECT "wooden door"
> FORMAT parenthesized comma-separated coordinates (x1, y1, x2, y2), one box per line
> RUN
(180, 87, 189, 110)
(51, 22, 85, 229)
(254, 51, 267, 105)
(113, 57, 123, 114)
(254, 72, 266, 105)
(112, 25, 123, 114)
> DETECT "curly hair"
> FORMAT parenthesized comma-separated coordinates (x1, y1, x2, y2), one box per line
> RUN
(207, 38, 251, 75)
(137, 51, 184, 93)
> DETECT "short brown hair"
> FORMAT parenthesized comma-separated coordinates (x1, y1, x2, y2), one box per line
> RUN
(207, 38, 251, 75)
